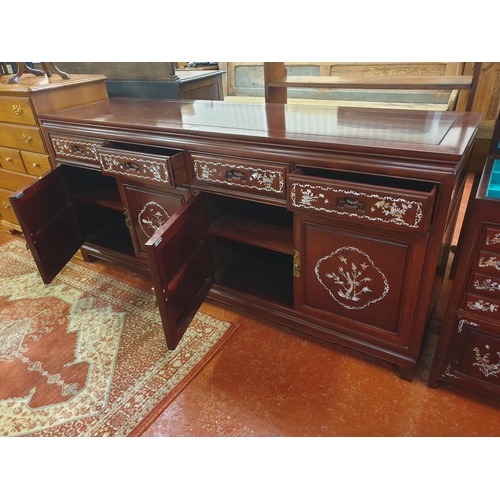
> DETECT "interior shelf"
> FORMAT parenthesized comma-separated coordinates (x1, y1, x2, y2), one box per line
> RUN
(214, 245, 294, 307)
(74, 186, 123, 211)
(209, 215, 294, 255)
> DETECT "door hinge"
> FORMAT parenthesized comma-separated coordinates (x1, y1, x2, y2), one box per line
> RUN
(123, 209, 131, 229)
(293, 249, 300, 278)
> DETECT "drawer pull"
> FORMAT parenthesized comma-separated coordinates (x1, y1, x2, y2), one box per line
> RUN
(226, 170, 246, 182)
(12, 104, 23, 116)
(5, 157, 12, 162)
(1, 201, 10, 209)
(72, 145, 85, 154)
(32, 162, 40, 168)
(336, 196, 366, 213)
(22, 134, 33, 143)
(123, 161, 140, 172)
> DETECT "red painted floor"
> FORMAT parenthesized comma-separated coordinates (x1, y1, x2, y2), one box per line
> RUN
(4, 174, 500, 437)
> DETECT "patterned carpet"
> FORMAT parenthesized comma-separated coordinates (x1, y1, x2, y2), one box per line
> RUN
(0, 239, 235, 436)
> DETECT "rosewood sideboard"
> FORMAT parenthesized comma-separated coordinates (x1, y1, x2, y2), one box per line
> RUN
(9, 99, 481, 381)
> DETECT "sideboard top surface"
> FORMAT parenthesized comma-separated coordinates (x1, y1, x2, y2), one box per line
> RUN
(39, 98, 482, 161)
(0, 74, 107, 94)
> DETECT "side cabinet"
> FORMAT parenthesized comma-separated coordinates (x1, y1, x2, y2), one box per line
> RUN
(429, 157, 500, 399)
(289, 166, 436, 379)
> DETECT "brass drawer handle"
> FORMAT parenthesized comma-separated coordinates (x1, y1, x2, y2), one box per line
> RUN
(22, 133, 33, 143)
(336, 196, 366, 213)
(123, 161, 140, 172)
(12, 104, 23, 116)
(1, 201, 10, 209)
(226, 170, 246, 182)
(32, 162, 40, 168)
(5, 157, 12, 162)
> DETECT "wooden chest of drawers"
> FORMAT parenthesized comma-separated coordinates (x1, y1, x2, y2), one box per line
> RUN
(0, 73, 108, 232)
(429, 156, 500, 399)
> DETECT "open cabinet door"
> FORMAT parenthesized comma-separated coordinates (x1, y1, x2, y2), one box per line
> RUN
(145, 193, 214, 350)
(9, 166, 86, 284)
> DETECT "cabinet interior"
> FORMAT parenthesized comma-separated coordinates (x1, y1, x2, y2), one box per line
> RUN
(207, 194, 294, 307)
(102, 140, 182, 158)
(298, 166, 436, 193)
(63, 165, 134, 256)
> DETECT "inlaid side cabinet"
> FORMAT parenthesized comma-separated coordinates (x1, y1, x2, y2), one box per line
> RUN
(9, 100, 481, 381)
(429, 156, 500, 399)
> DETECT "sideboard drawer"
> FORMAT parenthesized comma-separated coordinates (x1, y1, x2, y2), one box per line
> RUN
(21, 151, 52, 176)
(190, 153, 289, 201)
(0, 123, 45, 153)
(50, 134, 104, 168)
(98, 143, 185, 187)
(0, 96, 36, 126)
(0, 187, 18, 224)
(0, 146, 25, 173)
(288, 167, 437, 233)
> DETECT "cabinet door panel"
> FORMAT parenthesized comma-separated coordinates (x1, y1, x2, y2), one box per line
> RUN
(145, 193, 213, 350)
(295, 217, 428, 346)
(9, 166, 85, 284)
(120, 182, 188, 257)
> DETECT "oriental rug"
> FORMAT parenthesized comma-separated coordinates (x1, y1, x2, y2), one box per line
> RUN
(0, 239, 235, 437)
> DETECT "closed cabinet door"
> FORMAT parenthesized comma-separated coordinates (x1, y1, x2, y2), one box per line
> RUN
(294, 214, 429, 349)
(119, 181, 190, 258)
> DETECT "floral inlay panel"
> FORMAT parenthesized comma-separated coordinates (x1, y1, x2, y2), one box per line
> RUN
(314, 246, 389, 310)
(99, 154, 169, 184)
(290, 182, 425, 229)
(52, 139, 100, 162)
(466, 299, 499, 314)
(138, 201, 170, 238)
(473, 344, 500, 378)
(486, 232, 500, 246)
(193, 159, 284, 194)
(473, 278, 500, 294)
(478, 255, 500, 271)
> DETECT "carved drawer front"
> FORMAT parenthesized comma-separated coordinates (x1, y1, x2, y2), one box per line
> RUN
(0, 123, 45, 154)
(0, 96, 36, 126)
(21, 151, 52, 176)
(50, 134, 104, 168)
(0, 168, 36, 192)
(190, 153, 289, 201)
(0, 187, 18, 224)
(99, 144, 185, 187)
(475, 250, 500, 276)
(483, 226, 500, 249)
(463, 292, 500, 321)
(288, 168, 436, 233)
(0, 146, 25, 173)
(444, 316, 500, 392)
